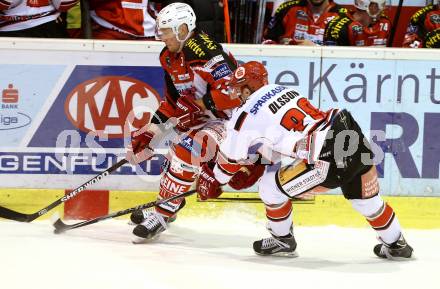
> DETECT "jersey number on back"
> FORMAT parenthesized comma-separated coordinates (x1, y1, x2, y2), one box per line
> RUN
(280, 98, 323, 131)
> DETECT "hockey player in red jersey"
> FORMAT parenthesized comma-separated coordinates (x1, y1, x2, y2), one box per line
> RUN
(402, 0, 440, 48)
(324, 0, 391, 46)
(196, 61, 413, 259)
(263, 0, 344, 46)
(126, 2, 254, 243)
(0, 0, 79, 37)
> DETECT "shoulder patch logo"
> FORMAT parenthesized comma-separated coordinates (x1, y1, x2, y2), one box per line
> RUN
(211, 63, 232, 81)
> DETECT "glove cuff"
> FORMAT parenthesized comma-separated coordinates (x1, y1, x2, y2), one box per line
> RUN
(202, 91, 217, 114)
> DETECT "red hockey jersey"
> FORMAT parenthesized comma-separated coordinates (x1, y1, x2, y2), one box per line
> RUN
(403, 4, 440, 48)
(264, 0, 345, 45)
(324, 11, 391, 46)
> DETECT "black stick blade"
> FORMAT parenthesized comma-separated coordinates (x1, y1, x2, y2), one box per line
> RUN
(0, 206, 32, 222)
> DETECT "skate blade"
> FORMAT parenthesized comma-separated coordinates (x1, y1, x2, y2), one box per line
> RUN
(129, 219, 174, 226)
(386, 253, 416, 261)
(255, 251, 299, 258)
(132, 237, 149, 244)
(131, 234, 162, 244)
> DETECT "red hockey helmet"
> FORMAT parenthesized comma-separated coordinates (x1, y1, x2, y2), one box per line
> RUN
(229, 61, 268, 101)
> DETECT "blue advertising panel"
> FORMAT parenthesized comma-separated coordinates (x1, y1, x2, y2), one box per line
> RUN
(0, 64, 166, 182)
(0, 44, 438, 195)
(250, 55, 439, 196)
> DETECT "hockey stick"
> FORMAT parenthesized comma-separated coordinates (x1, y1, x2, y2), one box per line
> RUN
(52, 189, 197, 234)
(223, 0, 231, 43)
(387, 0, 404, 47)
(0, 159, 128, 222)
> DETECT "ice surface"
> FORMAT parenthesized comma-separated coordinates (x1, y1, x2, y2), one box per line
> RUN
(1, 212, 438, 289)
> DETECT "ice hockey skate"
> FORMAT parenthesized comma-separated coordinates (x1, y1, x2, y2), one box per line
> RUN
(129, 209, 151, 225)
(132, 211, 168, 244)
(129, 199, 186, 225)
(129, 208, 176, 225)
(253, 232, 297, 257)
(374, 234, 413, 260)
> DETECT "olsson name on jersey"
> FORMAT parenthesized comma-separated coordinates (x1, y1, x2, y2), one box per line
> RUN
(249, 86, 286, 115)
(268, 90, 300, 114)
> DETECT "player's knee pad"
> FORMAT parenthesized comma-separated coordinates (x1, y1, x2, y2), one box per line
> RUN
(259, 165, 289, 205)
(350, 195, 383, 216)
(350, 195, 395, 231)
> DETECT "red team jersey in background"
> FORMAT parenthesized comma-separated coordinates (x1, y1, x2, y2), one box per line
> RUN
(89, 0, 157, 38)
(403, 4, 440, 48)
(324, 10, 391, 46)
(0, 0, 78, 31)
(264, 0, 344, 45)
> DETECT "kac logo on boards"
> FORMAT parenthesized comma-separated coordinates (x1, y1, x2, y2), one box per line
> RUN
(64, 76, 161, 139)
(0, 84, 32, 131)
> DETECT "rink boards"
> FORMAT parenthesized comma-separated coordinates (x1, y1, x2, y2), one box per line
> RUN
(1, 188, 439, 229)
(0, 38, 439, 223)
(0, 39, 439, 195)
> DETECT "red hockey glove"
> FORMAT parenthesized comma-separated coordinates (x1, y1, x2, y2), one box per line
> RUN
(228, 163, 266, 190)
(196, 164, 223, 201)
(175, 96, 208, 131)
(127, 129, 155, 164)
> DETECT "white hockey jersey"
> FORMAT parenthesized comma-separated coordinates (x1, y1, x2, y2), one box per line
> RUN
(0, 0, 79, 31)
(214, 84, 338, 184)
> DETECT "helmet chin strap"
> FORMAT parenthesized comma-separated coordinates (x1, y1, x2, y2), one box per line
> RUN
(175, 28, 194, 53)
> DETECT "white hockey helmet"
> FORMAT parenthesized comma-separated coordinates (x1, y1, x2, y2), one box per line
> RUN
(156, 2, 196, 41)
(354, 0, 386, 18)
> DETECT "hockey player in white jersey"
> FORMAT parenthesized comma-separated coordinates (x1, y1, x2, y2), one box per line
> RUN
(196, 61, 413, 259)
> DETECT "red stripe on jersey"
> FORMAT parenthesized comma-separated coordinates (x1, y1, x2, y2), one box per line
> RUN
(167, 169, 195, 184)
(0, 11, 56, 28)
(217, 163, 235, 176)
(217, 152, 241, 175)
(0, 0, 11, 10)
(367, 203, 396, 230)
(265, 201, 292, 221)
(59, 0, 79, 12)
(172, 144, 194, 165)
